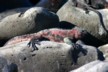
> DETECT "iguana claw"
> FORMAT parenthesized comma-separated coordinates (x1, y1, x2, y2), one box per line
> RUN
(28, 37, 49, 51)
(28, 38, 40, 51)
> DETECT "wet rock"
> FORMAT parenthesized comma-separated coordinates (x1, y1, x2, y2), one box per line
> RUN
(36, 0, 67, 12)
(98, 44, 108, 61)
(0, 40, 104, 72)
(88, 0, 105, 9)
(2, 62, 18, 72)
(0, 7, 59, 39)
(0, 8, 28, 20)
(0, 41, 74, 72)
(57, 0, 108, 43)
(70, 60, 108, 72)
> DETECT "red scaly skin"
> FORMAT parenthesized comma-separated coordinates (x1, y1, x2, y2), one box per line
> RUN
(5, 28, 87, 46)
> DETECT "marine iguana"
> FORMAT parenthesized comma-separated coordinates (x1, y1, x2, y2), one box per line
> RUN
(27, 28, 87, 51)
(5, 27, 87, 51)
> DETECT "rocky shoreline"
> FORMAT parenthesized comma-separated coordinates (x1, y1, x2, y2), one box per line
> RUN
(0, 0, 108, 72)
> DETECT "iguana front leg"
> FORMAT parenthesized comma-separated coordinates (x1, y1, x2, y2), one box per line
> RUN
(28, 37, 49, 51)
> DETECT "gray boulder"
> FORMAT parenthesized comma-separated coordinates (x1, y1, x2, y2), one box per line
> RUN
(0, 8, 28, 20)
(70, 60, 108, 72)
(0, 7, 59, 39)
(98, 44, 108, 61)
(57, 0, 108, 42)
(36, 0, 67, 12)
(0, 39, 104, 72)
(0, 41, 74, 72)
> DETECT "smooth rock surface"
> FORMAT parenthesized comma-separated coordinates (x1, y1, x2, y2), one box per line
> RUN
(0, 41, 73, 72)
(57, 0, 108, 42)
(36, 0, 67, 12)
(0, 8, 28, 20)
(0, 40, 103, 72)
(0, 7, 59, 39)
(70, 60, 108, 72)
(98, 44, 108, 61)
